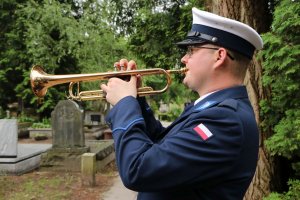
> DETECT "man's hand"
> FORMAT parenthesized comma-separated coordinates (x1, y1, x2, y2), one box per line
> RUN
(100, 59, 140, 106)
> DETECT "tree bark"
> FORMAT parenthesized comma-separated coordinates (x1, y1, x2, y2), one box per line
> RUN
(205, 0, 274, 199)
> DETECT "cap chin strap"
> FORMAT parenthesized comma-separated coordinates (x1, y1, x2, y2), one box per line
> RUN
(187, 31, 218, 43)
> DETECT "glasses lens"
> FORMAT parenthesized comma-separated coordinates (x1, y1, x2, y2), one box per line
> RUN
(186, 46, 193, 56)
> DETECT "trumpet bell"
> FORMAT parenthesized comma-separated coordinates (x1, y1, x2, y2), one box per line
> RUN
(30, 65, 50, 98)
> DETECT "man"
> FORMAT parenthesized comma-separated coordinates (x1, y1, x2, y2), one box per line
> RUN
(101, 7, 263, 200)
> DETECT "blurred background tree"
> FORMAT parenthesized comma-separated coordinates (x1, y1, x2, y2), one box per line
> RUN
(260, 0, 300, 199)
(0, 0, 28, 115)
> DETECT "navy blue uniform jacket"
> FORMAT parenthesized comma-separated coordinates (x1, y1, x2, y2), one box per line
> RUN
(105, 86, 259, 200)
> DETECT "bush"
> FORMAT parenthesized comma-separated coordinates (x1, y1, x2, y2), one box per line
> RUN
(30, 118, 51, 128)
(264, 179, 300, 200)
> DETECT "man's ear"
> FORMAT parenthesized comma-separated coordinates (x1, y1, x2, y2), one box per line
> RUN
(214, 48, 227, 68)
(218, 48, 228, 60)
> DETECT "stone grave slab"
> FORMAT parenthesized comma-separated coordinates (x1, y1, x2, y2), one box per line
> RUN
(86, 140, 115, 171)
(0, 144, 52, 175)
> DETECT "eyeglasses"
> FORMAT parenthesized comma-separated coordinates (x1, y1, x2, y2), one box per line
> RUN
(186, 46, 235, 60)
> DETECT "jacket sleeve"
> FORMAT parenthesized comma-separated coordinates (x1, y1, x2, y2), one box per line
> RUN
(136, 97, 165, 141)
(106, 96, 244, 192)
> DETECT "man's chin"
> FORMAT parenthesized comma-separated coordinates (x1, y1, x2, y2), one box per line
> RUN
(183, 78, 191, 89)
(182, 78, 187, 86)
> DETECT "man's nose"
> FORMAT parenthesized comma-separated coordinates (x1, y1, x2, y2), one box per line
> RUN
(181, 54, 188, 64)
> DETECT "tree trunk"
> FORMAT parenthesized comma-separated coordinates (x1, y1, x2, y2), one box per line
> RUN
(205, 0, 275, 199)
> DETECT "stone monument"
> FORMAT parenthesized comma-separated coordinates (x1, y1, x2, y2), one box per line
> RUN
(0, 119, 17, 158)
(41, 100, 115, 172)
(41, 100, 89, 171)
(52, 100, 86, 148)
(0, 119, 51, 175)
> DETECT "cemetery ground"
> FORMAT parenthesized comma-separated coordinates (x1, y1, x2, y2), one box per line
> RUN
(0, 138, 118, 200)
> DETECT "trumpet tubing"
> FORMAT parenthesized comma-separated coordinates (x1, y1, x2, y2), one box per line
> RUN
(30, 65, 188, 101)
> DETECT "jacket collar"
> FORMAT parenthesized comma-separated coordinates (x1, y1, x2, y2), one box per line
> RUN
(192, 85, 248, 112)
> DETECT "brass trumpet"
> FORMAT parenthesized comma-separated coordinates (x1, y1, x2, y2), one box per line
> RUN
(30, 65, 188, 101)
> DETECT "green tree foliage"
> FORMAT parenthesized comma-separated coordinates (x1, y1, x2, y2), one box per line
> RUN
(0, 0, 28, 109)
(260, 0, 300, 197)
(264, 179, 300, 200)
(0, 0, 128, 116)
(260, 0, 300, 161)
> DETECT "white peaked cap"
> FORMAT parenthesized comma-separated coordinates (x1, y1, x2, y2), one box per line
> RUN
(177, 7, 263, 59)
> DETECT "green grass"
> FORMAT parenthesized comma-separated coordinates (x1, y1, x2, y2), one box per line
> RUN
(0, 172, 75, 200)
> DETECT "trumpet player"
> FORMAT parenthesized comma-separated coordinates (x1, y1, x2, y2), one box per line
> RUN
(101, 7, 263, 200)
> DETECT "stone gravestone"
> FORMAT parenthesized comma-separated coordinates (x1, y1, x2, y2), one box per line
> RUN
(0, 119, 17, 158)
(52, 100, 85, 148)
(41, 100, 89, 172)
(0, 119, 51, 175)
(41, 100, 115, 172)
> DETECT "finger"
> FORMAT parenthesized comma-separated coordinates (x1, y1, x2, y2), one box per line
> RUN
(114, 62, 120, 71)
(127, 60, 137, 70)
(119, 58, 128, 71)
(100, 83, 108, 92)
(130, 75, 137, 86)
(136, 74, 142, 88)
(100, 83, 108, 98)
